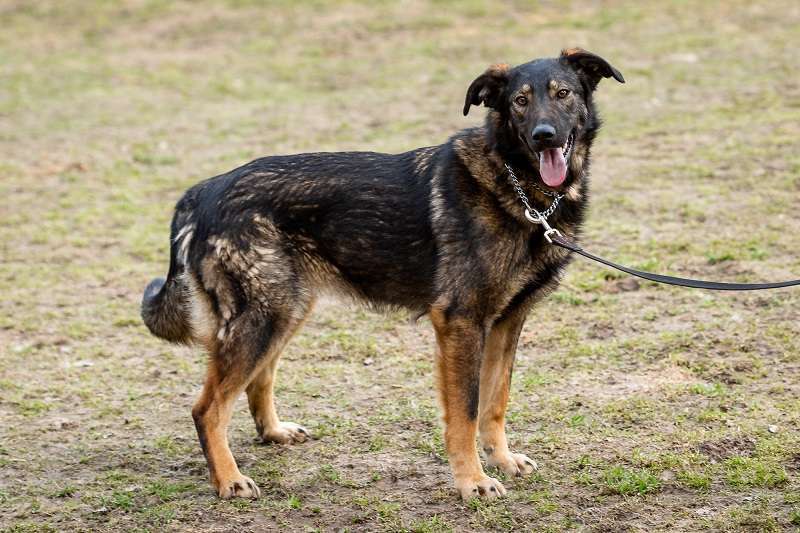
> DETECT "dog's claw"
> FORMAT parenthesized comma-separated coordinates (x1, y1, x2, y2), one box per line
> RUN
(218, 475, 260, 499)
(456, 475, 507, 500)
(261, 421, 310, 445)
(487, 451, 538, 478)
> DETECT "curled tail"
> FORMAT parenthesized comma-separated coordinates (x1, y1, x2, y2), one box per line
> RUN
(141, 221, 194, 344)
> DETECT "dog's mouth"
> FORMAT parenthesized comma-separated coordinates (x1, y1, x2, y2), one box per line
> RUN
(535, 132, 574, 188)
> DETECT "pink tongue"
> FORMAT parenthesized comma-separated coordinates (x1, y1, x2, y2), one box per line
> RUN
(539, 148, 567, 187)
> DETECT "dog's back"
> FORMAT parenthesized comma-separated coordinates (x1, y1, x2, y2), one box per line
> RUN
(142, 148, 441, 348)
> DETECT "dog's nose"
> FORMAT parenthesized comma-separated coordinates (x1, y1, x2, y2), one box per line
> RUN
(532, 124, 556, 141)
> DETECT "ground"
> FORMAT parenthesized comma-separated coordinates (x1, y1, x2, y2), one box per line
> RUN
(1, 1, 800, 531)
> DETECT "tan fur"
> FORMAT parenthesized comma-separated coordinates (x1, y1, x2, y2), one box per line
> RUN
(413, 146, 437, 175)
(246, 299, 315, 443)
(561, 47, 585, 57)
(191, 294, 314, 499)
(430, 308, 486, 492)
(477, 310, 536, 477)
(192, 359, 259, 499)
(548, 79, 559, 98)
(184, 271, 218, 348)
(487, 63, 510, 76)
(199, 255, 237, 341)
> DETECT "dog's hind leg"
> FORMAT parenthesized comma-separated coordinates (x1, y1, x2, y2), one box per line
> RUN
(192, 307, 303, 499)
(246, 299, 315, 445)
(192, 349, 260, 499)
(478, 309, 537, 478)
(431, 307, 507, 500)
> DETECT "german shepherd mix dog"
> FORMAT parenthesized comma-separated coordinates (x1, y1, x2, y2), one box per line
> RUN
(142, 48, 624, 500)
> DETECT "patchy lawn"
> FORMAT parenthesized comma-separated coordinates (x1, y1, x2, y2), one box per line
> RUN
(1, 1, 799, 531)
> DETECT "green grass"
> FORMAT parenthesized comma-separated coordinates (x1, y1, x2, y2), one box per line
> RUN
(724, 457, 788, 488)
(602, 466, 661, 496)
(677, 470, 712, 491)
(1, 0, 799, 531)
(144, 481, 195, 502)
(410, 515, 454, 533)
(688, 382, 726, 397)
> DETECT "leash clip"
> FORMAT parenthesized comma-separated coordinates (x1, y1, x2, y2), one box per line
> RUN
(525, 209, 562, 243)
(524, 208, 544, 225)
(544, 227, 562, 244)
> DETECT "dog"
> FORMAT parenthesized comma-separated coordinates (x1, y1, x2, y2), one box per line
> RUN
(141, 48, 624, 501)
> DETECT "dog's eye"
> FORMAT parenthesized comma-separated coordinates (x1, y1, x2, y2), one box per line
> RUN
(556, 89, 570, 99)
(514, 95, 528, 106)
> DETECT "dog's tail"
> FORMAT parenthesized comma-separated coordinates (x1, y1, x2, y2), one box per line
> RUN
(141, 219, 194, 344)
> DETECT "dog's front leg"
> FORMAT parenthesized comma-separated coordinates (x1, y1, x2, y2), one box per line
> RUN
(479, 309, 537, 478)
(431, 308, 507, 500)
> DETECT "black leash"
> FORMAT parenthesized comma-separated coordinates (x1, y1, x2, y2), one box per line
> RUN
(504, 164, 800, 291)
(548, 233, 800, 291)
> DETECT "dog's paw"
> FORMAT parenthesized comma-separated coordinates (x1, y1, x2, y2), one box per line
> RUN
(487, 451, 538, 477)
(217, 474, 260, 500)
(455, 474, 507, 500)
(261, 422, 310, 445)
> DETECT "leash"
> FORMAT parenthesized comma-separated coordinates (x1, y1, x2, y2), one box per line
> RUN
(505, 164, 800, 291)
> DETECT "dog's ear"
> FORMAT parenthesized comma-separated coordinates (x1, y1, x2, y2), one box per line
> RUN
(560, 48, 624, 90)
(463, 63, 510, 116)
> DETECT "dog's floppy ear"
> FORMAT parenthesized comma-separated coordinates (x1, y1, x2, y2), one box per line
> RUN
(463, 63, 510, 116)
(560, 48, 624, 90)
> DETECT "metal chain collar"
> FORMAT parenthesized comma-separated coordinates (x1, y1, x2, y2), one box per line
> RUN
(504, 163, 565, 244)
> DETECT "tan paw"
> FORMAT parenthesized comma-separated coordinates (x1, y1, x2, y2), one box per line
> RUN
(487, 451, 538, 477)
(455, 474, 507, 500)
(217, 474, 260, 500)
(261, 422, 310, 444)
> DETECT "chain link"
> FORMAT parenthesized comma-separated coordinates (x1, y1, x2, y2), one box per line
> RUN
(504, 163, 564, 224)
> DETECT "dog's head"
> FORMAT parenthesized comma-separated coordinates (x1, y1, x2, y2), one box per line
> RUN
(463, 49, 624, 189)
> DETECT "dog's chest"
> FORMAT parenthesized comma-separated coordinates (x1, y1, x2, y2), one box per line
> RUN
(489, 227, 574, 315)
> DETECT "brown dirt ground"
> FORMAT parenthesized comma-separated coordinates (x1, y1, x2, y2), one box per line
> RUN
(1, 1, 799, 531)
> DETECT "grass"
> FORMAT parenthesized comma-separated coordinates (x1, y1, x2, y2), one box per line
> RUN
(1, 0, 799, 531)
(602, 466, 661, 496)
(677, 470, 712, 491)
(724, 457, 788, 488)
